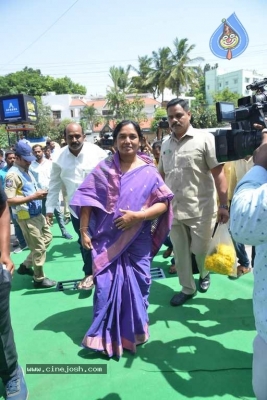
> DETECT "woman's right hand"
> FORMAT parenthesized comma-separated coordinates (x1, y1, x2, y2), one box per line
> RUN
(81, 232, 93, 250)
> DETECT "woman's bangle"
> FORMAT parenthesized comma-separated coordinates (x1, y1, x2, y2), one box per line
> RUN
(142, 209, 146, 220)
(79, 226, 88, 231)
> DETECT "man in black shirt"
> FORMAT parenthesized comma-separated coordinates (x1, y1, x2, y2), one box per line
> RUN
(0, 182, 28, 399)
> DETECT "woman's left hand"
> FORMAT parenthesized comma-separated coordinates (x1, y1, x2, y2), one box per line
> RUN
(114, 209, 140, 231)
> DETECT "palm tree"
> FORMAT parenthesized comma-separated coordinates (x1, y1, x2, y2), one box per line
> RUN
(108, 66, 131, 93)
(106, 88, 125, 119)
(167, 38, 204, 97)
(80, 105, 102, 132)
(145, 47, 172, 102)
(129, 56, 156, 97)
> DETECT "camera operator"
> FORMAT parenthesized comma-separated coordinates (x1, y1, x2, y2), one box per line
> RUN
(230, 124, 267, 400)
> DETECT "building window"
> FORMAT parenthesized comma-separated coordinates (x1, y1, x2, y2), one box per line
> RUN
(207, 85, 210, 90)
(70, 110, 74, 118)
(245, 78, 250, 83)
(52, 111, 61, 119)
(102, 110, 113, 116)
(219, 83, 222, 88)
(225, 81, 228, 86)
(234, 79, 238, 84)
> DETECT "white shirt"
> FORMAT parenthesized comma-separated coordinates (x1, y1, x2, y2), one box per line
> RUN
(45, 142, 107, 215)
(230, 166, 267, 343)
(50, 147, 61, 160)
(30, 158, 52, 189)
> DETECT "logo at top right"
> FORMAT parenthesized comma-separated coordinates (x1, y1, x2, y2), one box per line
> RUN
(210, 12, 249, 60)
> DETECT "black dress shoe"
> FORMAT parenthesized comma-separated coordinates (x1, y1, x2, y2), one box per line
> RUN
(199, 273, 210, 292)
(17, 263, 34, 276)
(33, 277, 57, 289)
(170, 291, 196, 306)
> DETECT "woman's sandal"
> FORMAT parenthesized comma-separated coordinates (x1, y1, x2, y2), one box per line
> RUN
(168, 264, 177, 274)
(77, 275, 94, 290)
(236, 265, 251, 278)
(163, 247, 173, 259)
(229, 265, 251, 280)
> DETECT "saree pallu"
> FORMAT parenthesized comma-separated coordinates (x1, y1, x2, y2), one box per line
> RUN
(70, 152, 173, 357)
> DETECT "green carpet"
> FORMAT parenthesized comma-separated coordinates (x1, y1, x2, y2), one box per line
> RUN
(0, 223, 256, 400)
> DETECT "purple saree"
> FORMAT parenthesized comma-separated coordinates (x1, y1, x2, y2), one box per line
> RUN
(70, 152, 173, 358)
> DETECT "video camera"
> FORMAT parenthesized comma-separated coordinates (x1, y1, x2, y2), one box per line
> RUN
(97, 132, 113, 150)
(158, 117, 169, 129)
(214, 78, 267, 162)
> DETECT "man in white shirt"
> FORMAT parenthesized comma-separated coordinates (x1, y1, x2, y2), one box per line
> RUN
(30, 145, 72, 240)
(46, 139, 60, 160)
(45, 123, 107, 290)
(230, 127, 267, 400)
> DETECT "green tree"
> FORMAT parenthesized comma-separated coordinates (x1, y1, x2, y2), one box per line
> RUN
(118, 97, 147, 122)
(190, 103, 218, 129)
(166, 38, 204, 97)
(30, 99, 71, 141)
(0, 125, 10, 149)
(109, 66, 131, 93)
(33, 99, 53, 138)
(51, 76, 86, 95)
(80, 105, 103, 132)
(150, 107, 167, 132)
(49, 118, 73, 142)
(145, 47, 171, 102)
(212, 88, 241, 106)
(186, 66, 206, 104)
(106, 91, 146, 122)
(0, 67, 86, 96)
(129, 56, 157, 97)
(106, 89, 125, 119)
(106, 66, 133, 119)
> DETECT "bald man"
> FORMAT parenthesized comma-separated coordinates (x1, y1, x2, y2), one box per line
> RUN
(46, 123, 107, 290)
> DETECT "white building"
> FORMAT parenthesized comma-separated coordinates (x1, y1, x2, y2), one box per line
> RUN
(205, 68, 264, 105)
(41, 92, 88, 122)
(41, 92, 160, 123)
(40, 92, 161, 134)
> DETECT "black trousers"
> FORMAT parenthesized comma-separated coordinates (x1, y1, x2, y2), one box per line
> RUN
(0, 265, 18, 384)
(71, 214, 92, 276)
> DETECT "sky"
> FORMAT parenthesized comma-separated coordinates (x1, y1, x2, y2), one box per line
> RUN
(0, 0, 267, 97)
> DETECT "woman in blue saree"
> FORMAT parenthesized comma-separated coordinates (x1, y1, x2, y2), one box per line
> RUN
(70, 120, 173, 358)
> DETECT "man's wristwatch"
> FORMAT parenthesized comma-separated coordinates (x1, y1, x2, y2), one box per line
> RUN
(219, 204, 229, 210)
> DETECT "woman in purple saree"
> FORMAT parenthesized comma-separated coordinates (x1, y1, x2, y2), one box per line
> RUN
(70, 120, 173, 358)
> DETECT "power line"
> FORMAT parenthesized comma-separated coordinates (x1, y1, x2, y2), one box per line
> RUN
(0, 59, 137, 68)
(1, 42, 267, 70)
(1, 0, 80, 68)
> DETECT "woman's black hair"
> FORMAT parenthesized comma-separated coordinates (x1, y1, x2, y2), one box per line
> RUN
(112, 120, 143, 142)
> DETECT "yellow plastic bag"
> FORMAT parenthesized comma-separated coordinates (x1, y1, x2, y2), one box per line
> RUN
(205, 223, 237, 276)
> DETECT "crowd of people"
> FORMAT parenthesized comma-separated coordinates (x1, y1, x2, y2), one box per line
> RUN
(0, 98, 265, 399)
